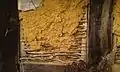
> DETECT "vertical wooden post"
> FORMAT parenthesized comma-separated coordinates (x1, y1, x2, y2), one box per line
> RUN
(88, 0, 105, 67)
(88, 0, 114, 67)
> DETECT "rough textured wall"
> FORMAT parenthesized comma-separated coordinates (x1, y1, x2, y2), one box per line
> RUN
(19, 0, 88, 64)
(113, 0, 120, 46)
(20, 0, 87, 52)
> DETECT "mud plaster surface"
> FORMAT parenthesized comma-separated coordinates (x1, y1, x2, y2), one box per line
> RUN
(113, 0, 120, 45)
(19, 0, 87, 52)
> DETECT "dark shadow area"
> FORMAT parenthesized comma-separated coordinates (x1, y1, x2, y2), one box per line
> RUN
(0, 0, 19, 72)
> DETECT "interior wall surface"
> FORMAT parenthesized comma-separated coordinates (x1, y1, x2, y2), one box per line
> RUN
(19, 0, 88, 63)
(113, 0, 120, 46)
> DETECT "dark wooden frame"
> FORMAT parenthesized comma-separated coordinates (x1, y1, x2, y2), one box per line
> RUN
(88, 0, 114, 68)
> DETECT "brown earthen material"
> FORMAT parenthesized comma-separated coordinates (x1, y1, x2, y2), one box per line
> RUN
(113, 0, 120, 45)
(20, 0, 87, 52)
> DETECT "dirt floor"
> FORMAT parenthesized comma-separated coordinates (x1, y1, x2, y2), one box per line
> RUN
(112, 64, 120, 72)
